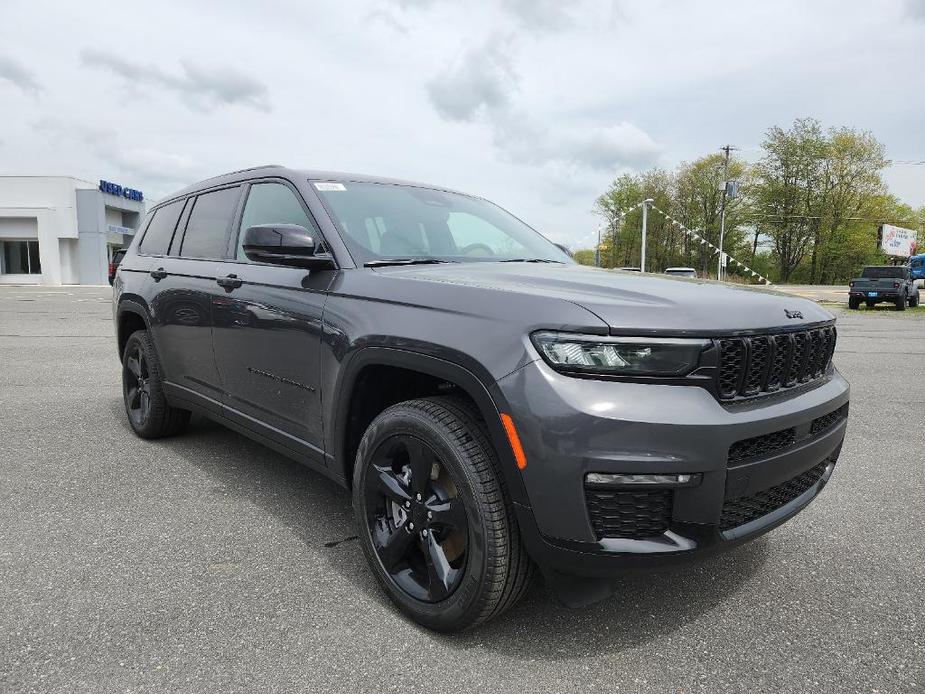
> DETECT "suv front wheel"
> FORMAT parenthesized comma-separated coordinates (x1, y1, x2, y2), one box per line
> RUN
(352, 396, 534, 631)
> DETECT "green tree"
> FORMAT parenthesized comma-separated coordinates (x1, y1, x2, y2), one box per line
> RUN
(572, 248, 596, 266)
(674, 154, 750, 278)
(752, 118, 888, 283)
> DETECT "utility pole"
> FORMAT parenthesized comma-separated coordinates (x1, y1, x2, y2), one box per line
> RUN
(641, 198, 654, 272)
(717, 145, 735, 281)
(595, 223, 602, 267)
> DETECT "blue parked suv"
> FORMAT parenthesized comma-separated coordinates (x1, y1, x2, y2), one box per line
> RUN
(910, 253, 925, 283)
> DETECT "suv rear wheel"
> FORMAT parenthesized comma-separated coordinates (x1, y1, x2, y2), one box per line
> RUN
(122, 330, 191, 438)
(352, 396, 533, 631)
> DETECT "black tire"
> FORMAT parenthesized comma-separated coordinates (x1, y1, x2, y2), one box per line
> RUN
(848, 297, 860, 309)
(896, 292, 907, 311)
(909, 293, 919, 308)
(352, 396, 534, 631)
(122, 329, 190, 438)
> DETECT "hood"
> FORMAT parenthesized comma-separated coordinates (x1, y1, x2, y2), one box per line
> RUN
(377, 262, 833, 335)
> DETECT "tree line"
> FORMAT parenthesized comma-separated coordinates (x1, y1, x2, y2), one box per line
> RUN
(579, 118, 924, 284)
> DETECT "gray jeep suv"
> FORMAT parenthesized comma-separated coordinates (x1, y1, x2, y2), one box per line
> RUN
(112, 166, 850, 631)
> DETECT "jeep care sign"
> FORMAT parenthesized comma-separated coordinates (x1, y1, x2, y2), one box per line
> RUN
(878, 224, 918, 257)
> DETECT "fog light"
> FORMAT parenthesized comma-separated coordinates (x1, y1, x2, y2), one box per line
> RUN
(585, 473, 701, 488)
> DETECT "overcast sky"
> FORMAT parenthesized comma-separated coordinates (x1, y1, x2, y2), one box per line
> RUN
(1, 0, 923, 247)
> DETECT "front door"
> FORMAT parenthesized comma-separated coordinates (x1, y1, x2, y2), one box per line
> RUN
(211, 180, 334, 456)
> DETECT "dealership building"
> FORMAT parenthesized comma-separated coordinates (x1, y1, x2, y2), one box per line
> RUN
(0, 176, 146, 285)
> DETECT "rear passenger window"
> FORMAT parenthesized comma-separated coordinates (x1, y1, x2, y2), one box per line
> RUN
(138, 200, 184, 255)
(236, 183, 318, 260)
(179, 187, 241, 259)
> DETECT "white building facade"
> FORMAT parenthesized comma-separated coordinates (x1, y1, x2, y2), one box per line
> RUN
(0, 176, 146, 285)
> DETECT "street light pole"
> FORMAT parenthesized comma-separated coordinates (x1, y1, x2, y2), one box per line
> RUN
(641, 198, 654, 272)
(595, 223, 602, 267)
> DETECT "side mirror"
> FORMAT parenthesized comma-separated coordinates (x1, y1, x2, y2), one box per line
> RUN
(242, 224, 335, 269)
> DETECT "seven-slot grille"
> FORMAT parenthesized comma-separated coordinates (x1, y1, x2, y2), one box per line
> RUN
(717, 326, 836, 400)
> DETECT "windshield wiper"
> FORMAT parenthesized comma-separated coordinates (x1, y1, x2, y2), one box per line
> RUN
(499, 258, 566, 264)
(364, 257, 456, 268)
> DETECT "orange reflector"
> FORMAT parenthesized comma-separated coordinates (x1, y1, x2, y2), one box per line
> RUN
(500, 413, 527, 470)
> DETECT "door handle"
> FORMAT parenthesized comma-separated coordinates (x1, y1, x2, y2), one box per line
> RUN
(150, 267, 167, 281)
(216, 274, 243, 290)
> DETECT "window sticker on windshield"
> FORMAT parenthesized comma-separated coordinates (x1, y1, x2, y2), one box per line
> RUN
(314, 182, 346, 192)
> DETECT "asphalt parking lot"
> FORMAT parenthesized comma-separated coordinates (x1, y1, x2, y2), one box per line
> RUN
(1, 286, 923, 693)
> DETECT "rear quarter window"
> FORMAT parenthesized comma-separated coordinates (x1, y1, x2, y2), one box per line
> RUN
(862, 267, 904, 279)
(138, 200, 185, 255)
(179, 187, 242, 259)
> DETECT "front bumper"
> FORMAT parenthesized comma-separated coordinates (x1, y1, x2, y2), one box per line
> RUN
(497, 359, 850, 577)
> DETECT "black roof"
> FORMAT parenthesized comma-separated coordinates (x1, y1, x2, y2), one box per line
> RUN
(162, 165, 468, 206)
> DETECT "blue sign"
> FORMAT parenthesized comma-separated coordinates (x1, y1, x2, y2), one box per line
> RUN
(99, 180, 143, 202)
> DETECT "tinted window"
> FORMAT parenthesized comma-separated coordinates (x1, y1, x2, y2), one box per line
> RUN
(315, 182, 571, 264)
(138, 201, 184, 255)
(237, 183, 317, 260)
(445, 212, 529, 258)
(862, 266, 904, 279)
(179, 187, 241, 259)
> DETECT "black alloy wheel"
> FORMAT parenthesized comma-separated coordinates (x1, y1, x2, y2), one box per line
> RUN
(352, 396, 534, 631)
(363, 435, 468, 602)
(120, 329, 190, 439)
(123, 343, 152, 427)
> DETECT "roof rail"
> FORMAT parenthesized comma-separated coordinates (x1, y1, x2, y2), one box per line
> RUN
(223, 164, 284, 175)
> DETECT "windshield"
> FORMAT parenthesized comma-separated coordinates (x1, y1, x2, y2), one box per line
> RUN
(862, 266, 904, 279)
(313, 181, 572, 265)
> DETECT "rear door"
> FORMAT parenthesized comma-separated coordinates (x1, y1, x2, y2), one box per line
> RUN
(148, 185, 243, 412)
(211, 179, 334, 457)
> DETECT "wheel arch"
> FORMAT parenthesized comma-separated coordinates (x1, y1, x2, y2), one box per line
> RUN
(115, 298, 152, 359)
(331, 347, 530, 507)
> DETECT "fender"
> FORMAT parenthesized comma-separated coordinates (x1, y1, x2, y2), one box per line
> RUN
(330, 345, 531, 509)
(114, 297, 153, 358)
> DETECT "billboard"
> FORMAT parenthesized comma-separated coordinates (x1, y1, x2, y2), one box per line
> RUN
(878, 224, 918, 257)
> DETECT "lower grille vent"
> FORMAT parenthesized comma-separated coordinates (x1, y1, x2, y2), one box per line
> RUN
(719, 462, 829, 531)
(585, 488, 672, 540)
(811, 403, 849, 435)
(728, 428, 796, 465)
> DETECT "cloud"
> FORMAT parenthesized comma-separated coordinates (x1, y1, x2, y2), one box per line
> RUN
(494, 113, 661, 171)
(426, 37, 518, 121)
(499, 0, 578, 30)
(0, 55, 42, 96)
(31, 117, 200, 193)
(80, 50, 270, 112)
(907, 0, 925, 17)
(426, 35, 659, 172)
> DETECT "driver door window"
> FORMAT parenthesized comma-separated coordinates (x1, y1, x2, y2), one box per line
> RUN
(237, 182, 318, 260)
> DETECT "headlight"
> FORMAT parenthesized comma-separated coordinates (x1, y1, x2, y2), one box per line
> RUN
(531, 331, 709, 377)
